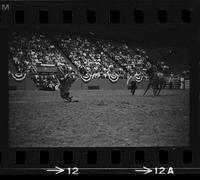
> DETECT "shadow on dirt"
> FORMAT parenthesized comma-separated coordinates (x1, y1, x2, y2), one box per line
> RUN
(64, 100, 79, 103)
(96, 101, 108, 106)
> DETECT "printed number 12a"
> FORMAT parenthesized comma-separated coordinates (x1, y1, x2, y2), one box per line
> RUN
(155, 167, 174, 174)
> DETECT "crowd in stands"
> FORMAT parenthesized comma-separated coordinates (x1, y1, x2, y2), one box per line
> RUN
(9, 32, 71, 73)
(56, 34, 126, 77)
(31, 74, 58, 90)
(9, 31, 173, 90)
(9, 31, 169, 76)
(56, 34, 166, 78)
(99, 40, 147, 72)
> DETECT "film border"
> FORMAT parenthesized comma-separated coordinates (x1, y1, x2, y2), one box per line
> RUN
(0, 0, 199, 175)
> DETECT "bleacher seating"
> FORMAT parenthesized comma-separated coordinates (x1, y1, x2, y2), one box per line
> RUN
(56, 34, 125, 76)
(9, 31, 181, 90)
(9, 32, 72, 73)
(56, 34, 153, 78)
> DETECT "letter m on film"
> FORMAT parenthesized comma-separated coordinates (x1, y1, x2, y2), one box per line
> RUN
(2, 4, 9, 11)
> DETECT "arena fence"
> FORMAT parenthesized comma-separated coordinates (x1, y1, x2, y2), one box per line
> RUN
(166, 78, 181, 89)
(8, 76, 37, 90)
(8, 77, 190, 91)
(185, 80, 190, 90)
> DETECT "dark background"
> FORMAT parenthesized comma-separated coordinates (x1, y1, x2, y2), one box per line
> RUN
(0, 0, 199, 173)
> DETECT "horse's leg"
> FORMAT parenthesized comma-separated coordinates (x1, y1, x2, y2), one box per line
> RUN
(158, 83, 163, 95)
(143, 83, 151, 96)
(153, 87, 157, 96)
(157, 88, 161, 96)
(152, 82, 157, 96)
(157, 82, 164, 96)
(156, 82, 161, 96)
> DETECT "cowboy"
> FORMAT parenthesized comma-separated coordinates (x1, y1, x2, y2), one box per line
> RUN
(127, 73, 137, 96)
(130, 78, 137, 96)
(58, 73, 76, 102)
(180, 75, 185, 90)
(168, 73, 174, 89)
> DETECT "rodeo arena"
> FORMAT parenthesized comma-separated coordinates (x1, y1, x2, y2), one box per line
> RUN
(8, 31, 190, 147)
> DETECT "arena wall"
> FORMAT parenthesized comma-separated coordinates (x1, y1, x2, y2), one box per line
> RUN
(9, 77, 188, 91)
(71, 78, 149, 90)
(9, 76, 37, 90)
(9, 76, 150, 91)
(9, 57, 37, 90)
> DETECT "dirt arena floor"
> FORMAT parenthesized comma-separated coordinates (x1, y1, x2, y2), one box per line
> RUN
(9, 89, 189, 147)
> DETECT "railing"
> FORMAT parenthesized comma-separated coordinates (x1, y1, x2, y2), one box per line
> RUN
(46, 34, 79, 74)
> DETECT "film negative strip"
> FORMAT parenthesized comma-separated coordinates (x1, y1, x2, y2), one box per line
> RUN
(0, 0, 200, 175)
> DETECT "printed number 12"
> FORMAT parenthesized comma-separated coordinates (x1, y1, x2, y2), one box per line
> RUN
(67, 167, 79, 175)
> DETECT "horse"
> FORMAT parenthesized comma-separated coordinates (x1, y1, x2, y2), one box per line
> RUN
(155, 72, 167, 96)
(143, 73, 159, 96)
(143, 67, 167, 96)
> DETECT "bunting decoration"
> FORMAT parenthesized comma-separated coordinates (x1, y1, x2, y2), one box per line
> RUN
(80, 72, 120, 83)
(127, 72, 145, 85)
(108, 73, 119, 83)
(80, 74, 92, 83)
(11, 72, 27, 82)
(8, 69, 145, 84)
(134, 72, 143, 83)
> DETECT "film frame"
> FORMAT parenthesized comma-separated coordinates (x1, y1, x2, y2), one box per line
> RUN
(0, 0, 200, 175)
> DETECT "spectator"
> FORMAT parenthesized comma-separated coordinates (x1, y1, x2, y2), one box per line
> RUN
(180, 76, 185, 90)
(168, 73, 174, 89)
(9, 31, 172, 89)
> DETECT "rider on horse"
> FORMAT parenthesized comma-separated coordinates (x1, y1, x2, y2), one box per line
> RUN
(143, 65, 159, 96)
(143, 64, 166, 96)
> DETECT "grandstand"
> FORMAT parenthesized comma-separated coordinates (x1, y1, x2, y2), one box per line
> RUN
(8, 31, 189, 90)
